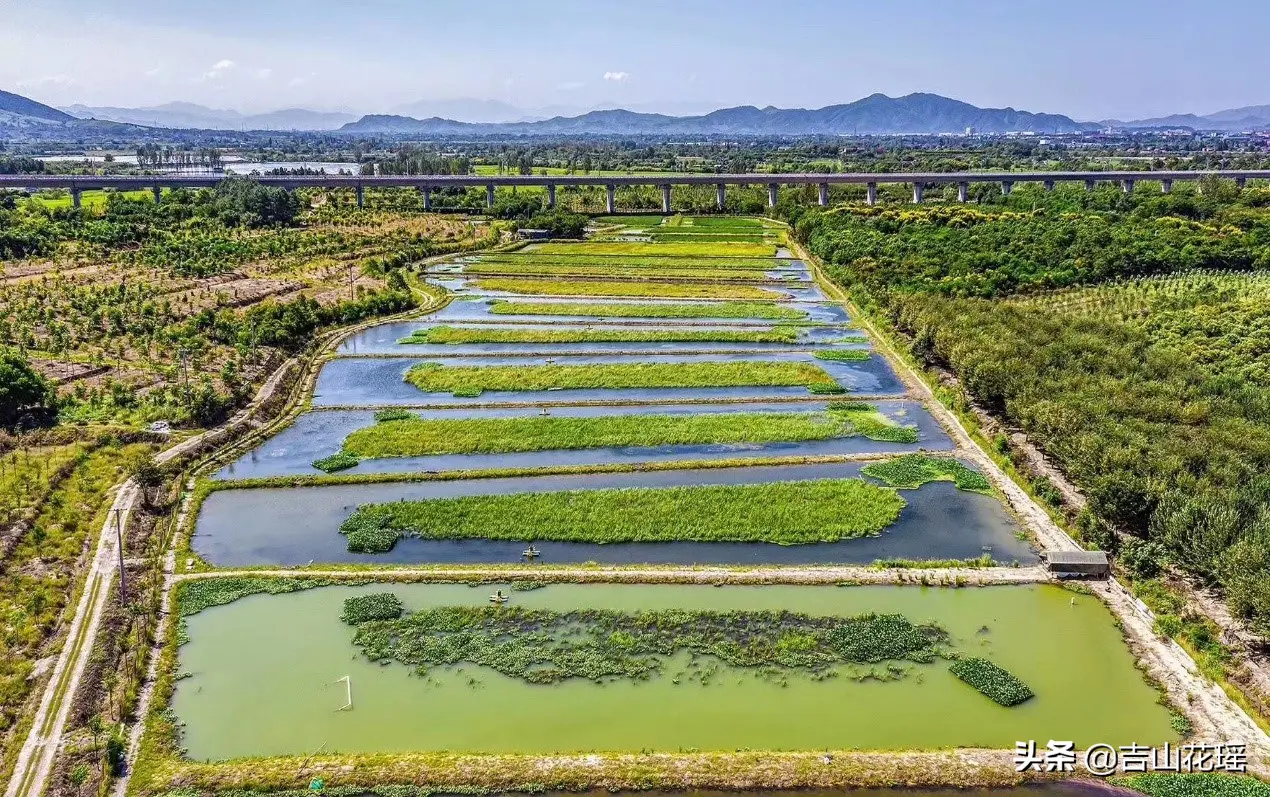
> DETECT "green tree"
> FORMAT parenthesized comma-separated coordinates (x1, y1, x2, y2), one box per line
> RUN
(0, 350, 54, 428)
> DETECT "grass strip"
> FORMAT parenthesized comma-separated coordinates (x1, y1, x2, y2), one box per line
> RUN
(530, 241, 778, 257)
(474, 277, 782, 301)
(397, 324, 803, 346)
(402, 360, 844, 397)
(339, 477, 906, 551)
(177, 577, 365, 617)
(476, 253, 782, 269)
(861, 454, 992, 492)
(350, 606, 946, 684)
(488, 299, 808, 321)
(338, 405, 915, 459)
(1109, 774, 1270, 797)
(948, 657, 1034, 706)
(815, 349, 871, 362)
(457, 263, 778, 281)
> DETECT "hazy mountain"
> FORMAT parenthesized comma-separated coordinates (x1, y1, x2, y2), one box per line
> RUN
(1, 89, 75, 124)
(341, 93, 1093, 136)
(60, 101, 356, 130)
(388, 98, 527, 124)
(1108, 103, 1270, 131)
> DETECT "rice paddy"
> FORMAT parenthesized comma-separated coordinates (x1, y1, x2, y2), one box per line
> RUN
(396, 324, 805, 345)
(473, 277, 784, 300)
(487, 299, 809, 320)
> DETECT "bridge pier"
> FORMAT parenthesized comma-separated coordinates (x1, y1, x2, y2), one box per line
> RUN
(767, 183, 779, 208)
(486, 185, 496, 209)
(421, 186, 431, 210)
(911, 182, 924, 204)
(71, 189, 81, 209)
(957, 182, 969, 202)
(817, 183, 829, 206)
(355, 185, 364, 208)
(1044, 180, 1055, 193)
(152, 186, 162, 204)
(606, 184, 616, 214)
(1122, 179, 1135, 194)
(1001, 181, 1014, 196)
(546, 184, 556, 209)
(866, 182, 877, 206)
(1236, 177, 1247, 189)
(716, 184, 726, 211)
(1085, 179, 1096, 192)
(660, 184, 672, 214)
(1161, 179, 1173, 194)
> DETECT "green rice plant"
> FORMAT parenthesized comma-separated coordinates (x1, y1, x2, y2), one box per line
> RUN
(402, 360, 842, 396)
(473, 277, 782, 301)
(373, 408, 416, 422)
(311, 452, 360, 473)
(487, 299, 807, 321)
(341, 593, 404, 624)
(814, 349, 871, 362)
(861, 454, 993, 492)
(529, 241, 777, 257)
(349, 606, 947, 685)
(396, 325, 803, 346)
(339, 406, 912, 459)
(948, 656, 1034, 706)
(338, 478, 906, 550)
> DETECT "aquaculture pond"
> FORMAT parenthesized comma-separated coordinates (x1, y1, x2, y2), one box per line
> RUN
(338, 321, 861, 355)
(171, 582, 1174, 759)
(194, 461, 1036, 566)
(311, 351, 904, 407)
(214, 400, 951, 480)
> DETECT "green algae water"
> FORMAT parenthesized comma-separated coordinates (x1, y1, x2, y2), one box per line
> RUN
(172, 583, 1174, 760)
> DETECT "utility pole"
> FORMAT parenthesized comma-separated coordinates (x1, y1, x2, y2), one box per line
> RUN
(113, 507, 128, 603)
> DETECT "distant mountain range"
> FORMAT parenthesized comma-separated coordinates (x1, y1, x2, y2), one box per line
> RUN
(59, 101, 357, 131)
(5, 88, 1270, 139)
(342, 93, 1095, 136)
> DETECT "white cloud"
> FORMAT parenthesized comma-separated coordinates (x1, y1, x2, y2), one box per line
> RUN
(603, 71, 630, 83)
(255, 67, 273, 79)
(17, 74, 75, 88)
(203, 59, 236, 79)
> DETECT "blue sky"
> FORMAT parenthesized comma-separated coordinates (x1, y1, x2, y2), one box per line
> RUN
(2, 0, 1267, 120)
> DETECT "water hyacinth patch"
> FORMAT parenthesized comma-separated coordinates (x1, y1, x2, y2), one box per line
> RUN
(373, 408, 416, 422)
(349, 606, 949, 685)
(338, 478, 907, 552)
(814, 349, 871, 362)
(403, 360, 844, 397)
(948, 656, 1034, 706)
(861, 454, 993, 492)
(311, 452, 359, 473)
(487, 299, 808, 321)
(341, 593, 405, 624)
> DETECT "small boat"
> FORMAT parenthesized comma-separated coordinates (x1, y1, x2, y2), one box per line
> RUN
(489, 590, 509, 604)
(522, 545, 541, 561)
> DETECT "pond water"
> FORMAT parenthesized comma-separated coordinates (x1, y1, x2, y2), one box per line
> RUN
(417, 296, 851, 325)
(172, 582, 1174, 759)
(337, 322, 860, 355)
(214, 399, 952, 480)
(311, 352, 904, 407)
(194, 461, 1036, 566)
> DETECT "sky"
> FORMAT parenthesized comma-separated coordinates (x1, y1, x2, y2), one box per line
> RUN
(2, 0, 1268, 121)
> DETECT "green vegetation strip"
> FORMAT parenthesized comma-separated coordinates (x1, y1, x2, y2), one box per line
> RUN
(948, 657, 1034, 706)
(814, 349, 871, 361)
(334, 404, 915, 462)
(488, 299, 808, 321)
(339, 478, 906, 552)
(1110, 775, 1270, 797)
(177, 577, 368, 617)
(397, 324, 803, 345)
(403, 360, 844, 397)
(348, 605, 947, 684)
(861, 454, 992, 492)
(474, 277, 782, 301)
(340, 593, 404, 624)
(477, 253, 782, 269)
(530, 241, 778, 257)
(457, 263, 781, 281)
